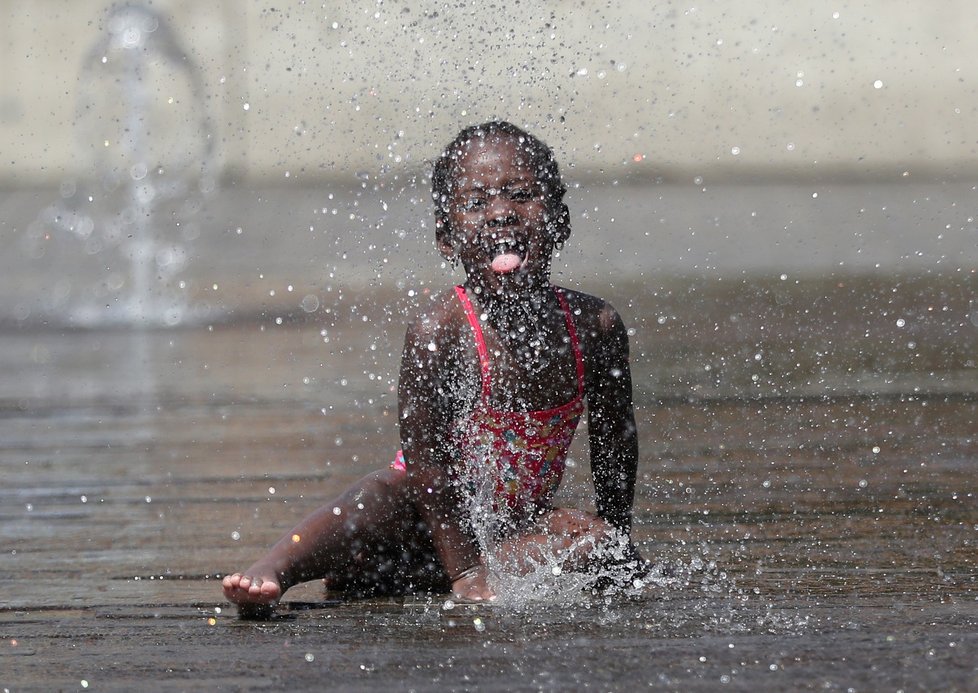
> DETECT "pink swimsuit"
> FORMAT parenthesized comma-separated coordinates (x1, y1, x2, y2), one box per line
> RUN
(394, 285, 586, 515)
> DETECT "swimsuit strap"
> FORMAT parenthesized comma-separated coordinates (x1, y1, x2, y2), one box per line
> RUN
(454, 285, 493, 401)
(454, 285, 586, 402)
(553, 287, 586, 398)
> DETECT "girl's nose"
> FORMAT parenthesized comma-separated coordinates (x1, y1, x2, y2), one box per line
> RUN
(485, 194, 517, 227)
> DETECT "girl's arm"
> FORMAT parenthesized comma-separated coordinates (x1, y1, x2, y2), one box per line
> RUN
(583, 300, 640, 537)
(397, 311, 491, 598)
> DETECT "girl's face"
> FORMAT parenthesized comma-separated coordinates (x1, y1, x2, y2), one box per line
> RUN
(439, 135, 559, 297)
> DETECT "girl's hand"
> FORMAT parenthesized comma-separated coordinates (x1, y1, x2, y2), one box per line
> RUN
(451, 564, 496, 602)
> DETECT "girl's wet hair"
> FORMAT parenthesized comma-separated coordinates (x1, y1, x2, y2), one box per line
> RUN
(432, 121, 570, 245)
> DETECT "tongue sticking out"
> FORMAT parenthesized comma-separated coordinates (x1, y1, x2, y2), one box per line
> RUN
(491, 251, 523, 274)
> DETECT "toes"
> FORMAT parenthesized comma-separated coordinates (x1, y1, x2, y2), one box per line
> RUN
(222, 570, 280, 606)
(223, 573, 246, 594)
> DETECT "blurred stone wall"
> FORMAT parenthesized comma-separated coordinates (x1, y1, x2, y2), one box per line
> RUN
(2, 0, 977, 184)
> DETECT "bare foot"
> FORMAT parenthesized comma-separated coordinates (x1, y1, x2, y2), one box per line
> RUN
(451, 564, 496, 603)
(223, 565, 284, 617)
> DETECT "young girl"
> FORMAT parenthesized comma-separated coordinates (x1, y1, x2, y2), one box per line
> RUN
(223, 121, 643, 613)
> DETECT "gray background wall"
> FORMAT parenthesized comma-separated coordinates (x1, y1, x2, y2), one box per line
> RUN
(3, 0, 977, 184)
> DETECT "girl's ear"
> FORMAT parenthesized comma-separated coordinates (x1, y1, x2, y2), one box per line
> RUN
(436, 219, 457, 262)
(553, 203, 572, 246)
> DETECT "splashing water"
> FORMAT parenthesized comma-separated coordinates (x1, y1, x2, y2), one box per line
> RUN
(486, 532, 663, 609)
(453, 444, 684, 609)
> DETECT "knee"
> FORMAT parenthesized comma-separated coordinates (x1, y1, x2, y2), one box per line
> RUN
(359, 467, 408, 496)
(548, 510, 617, 545)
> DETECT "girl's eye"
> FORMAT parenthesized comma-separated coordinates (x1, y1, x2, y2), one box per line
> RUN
(506, 186, 541, 202)
(456, 185, 538, 211)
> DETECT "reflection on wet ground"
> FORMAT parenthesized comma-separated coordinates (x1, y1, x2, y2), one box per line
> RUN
(1, 276, 976, 690)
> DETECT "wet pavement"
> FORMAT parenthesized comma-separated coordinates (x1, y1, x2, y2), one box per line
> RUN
(2, 268, 977, 691)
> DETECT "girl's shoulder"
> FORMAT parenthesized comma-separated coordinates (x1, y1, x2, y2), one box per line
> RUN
(554, 285, 626, 337)
(403, 287, 468, 343)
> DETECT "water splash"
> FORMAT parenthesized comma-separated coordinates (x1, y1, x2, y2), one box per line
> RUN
(485, 534, 674, 609)
(26, 4, 216, 327)
(454, 446, 683, 608)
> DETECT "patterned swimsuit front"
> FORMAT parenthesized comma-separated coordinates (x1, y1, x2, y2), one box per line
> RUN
(446, 285, 586, 516)
(393, 286, 586, 516)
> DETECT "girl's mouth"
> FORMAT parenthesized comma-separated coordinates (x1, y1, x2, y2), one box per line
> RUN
(488, 238, 526, 274)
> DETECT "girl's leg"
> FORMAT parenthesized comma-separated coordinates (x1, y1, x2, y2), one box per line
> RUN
(222, 467, 440, 613)
(494, 508, 617, 574)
